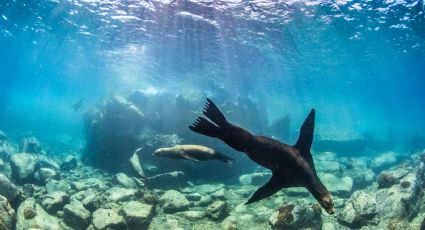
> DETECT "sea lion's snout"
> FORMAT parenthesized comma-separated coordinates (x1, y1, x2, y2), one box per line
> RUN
(320, 193, 334, 215)
(152, 149, 161, 156)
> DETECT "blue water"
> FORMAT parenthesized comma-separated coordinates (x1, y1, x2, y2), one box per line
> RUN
(1, 0, 425, 152)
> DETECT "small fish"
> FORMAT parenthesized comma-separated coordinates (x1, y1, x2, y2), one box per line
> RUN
(153, 144, 234, 167)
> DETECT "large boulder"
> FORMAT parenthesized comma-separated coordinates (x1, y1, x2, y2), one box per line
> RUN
(337, 191, 378, 228)
(63, 200, 91, 229)
(0, 173, 22, 207)
(41, 191, 69, 214)
(106, 187, 138, 202)
(112, 173, 138, 189)
(0, 195, 15, 230)
(269, 202, 323, 230)
(19, 137, 41, 154)
(314, 125, 365, 155)
(92, 208, 126, 230)
(147, 171, 187, 189)
(319, 173, 353, 197)
(122, 201, 154, 230)
(159, 190, 190, 213)
(206, 200, 228, 220)
(16, 198, 62, 230)
(10, 153, 37, 182)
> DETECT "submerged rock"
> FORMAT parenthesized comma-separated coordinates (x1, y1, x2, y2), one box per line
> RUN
(239, 172, 271, 186)
(319, 173, 353, 197)
(0, 195, 15, 230)
(122, 201, 154, 230)
(112, 173, 137, 189)
(46, 180, 70, 194)
(60, 155, 78, 171)
(41, 191, 69, 214)
(63, 200, 91, 229)
(106, 187, 138, 202)
(0, 158, 12, 179)
(147, 171, 187, 189)
(337, 191, 378, 228)
(206, 200, 228, 221)
(19, 137, 41, 154)
(36, 167, 59, 184)
(371, 152, 400, 172)
(0, 173, 22, 207)
(377, 172, 399, 189)
(10, 153, 37, 182)
(16, 198, 61, 230)
(92, 208, 126, 230)
(269, 202, 322, 230)
(159, 190, 190, 213)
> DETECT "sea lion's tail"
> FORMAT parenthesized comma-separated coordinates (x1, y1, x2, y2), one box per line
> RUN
(189, 98, 229, 138)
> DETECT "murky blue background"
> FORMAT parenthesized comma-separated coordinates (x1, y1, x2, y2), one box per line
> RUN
(1, 0, 424, 152)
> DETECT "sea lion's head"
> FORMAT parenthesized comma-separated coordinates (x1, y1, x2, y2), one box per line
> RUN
(152, 148, 166, 156)
(319, 193, 334, 214)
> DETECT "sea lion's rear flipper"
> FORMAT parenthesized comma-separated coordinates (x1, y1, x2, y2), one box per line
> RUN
(189, 98, 229, 138)
(189, 117, 222, 138)
(294, 109, 315, 168)
(202, 98, 228, 127)
(246, 174, 286, 204)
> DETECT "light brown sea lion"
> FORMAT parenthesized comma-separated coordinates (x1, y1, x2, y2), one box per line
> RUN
(152, 144, 234, 167)
(189, 98, 334, 214)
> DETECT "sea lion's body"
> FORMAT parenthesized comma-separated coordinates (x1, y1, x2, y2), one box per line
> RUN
(189, 99, 334, 214)
(153, 144, 234, 166)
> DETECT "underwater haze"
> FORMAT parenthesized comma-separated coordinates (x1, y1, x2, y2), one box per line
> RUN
(1, 0, 425, 229)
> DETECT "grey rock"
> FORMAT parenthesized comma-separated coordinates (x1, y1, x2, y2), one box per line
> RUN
(41, 191, 69, 214)
(186, 193, 202, 201)
(112, 173, 137, 189)
(92, 208, 126, 230)
(377, 172, 399, 189)
(122, 201, 154, 230)
(37, 167, 59, 184)
(46, 180, 70, 194)
(64, 200, 91, 230)
(106, 187, 138, 202)
(337, 191, 378, 228)
(180, 210, 205, 221)
(239, 172, 271, 186)
(60, 155, 78, 171)
(37, 155, 60, 171)
(206, 200, 228, 221)
(147, 171, 187, 189)
(194, 195, 212, 207)
(0, 173, 21, 206)
(82, 193, 101, 212)
(0, 195, 15, 230)
(16, 198, 61, 230)
(159, 190, 190, 213)
(211, 188, 226, 200)
(269, 202, 323, 230)
(0, 158, 12, 179)
(319, 173, 353, 197)
(19, 137, 41, 154)
(10, 153, 37, 182)
(371, 151, 399, 172)
(376, 172, 420, 219)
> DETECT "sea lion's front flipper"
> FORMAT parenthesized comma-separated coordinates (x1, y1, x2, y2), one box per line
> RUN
(245, 174, 285, 204)
(181, 153, 200, 162)
(294, 109, 315, 168)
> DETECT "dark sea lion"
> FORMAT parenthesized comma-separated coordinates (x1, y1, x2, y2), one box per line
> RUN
(189, 98, 334, 214)
(153, 144, 234, 167)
